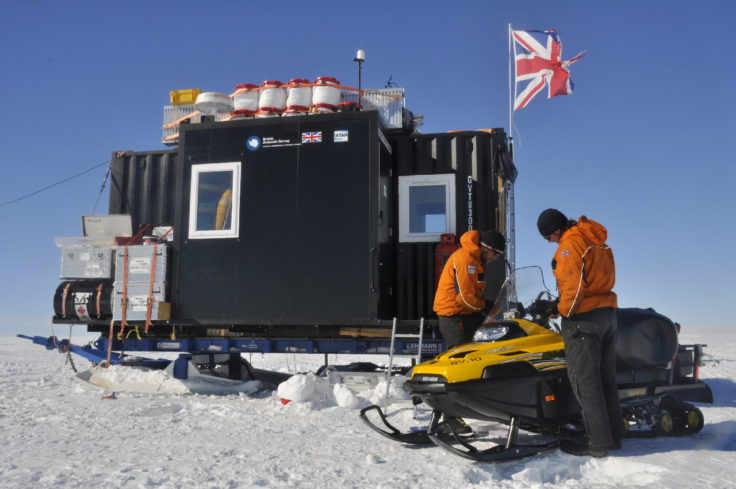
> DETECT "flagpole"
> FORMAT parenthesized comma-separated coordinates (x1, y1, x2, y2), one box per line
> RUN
(507, 23, 516, 272)
(508, 23, 513, 150)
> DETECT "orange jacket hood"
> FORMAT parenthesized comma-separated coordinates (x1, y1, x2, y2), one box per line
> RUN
(554, 216, 617, 317)
(459, 230, 482, 259)
(563, 216, 608, 247)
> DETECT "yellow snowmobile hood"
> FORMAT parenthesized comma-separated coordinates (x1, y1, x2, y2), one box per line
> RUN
(412, 320, 565, 383)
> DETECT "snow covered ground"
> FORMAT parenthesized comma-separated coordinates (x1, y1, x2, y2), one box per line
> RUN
(1, 328, 734, 489)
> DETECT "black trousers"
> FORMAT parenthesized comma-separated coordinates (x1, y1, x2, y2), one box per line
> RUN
(438, 314, 484, 350)
(561, 307, 624, 448)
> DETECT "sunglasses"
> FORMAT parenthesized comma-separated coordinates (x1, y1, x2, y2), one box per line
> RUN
(481, 243, 504, 255)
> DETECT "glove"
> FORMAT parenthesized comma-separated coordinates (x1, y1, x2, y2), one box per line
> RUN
(548, 299, 560, 318)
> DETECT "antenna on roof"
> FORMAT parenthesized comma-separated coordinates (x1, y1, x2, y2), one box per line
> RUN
(353, 49, 365, 109)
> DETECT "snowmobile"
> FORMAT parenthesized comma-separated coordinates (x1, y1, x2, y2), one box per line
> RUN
(360, 266, 713, 462)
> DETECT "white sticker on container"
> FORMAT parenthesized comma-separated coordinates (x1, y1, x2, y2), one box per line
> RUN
(74, 292, 91, 320)
(334, 130, 349, 142)
(75, 305, 90, 320)
(128, 295, 154, 312)
(129, 257, 151, 274)
(85, 265, 105, 278)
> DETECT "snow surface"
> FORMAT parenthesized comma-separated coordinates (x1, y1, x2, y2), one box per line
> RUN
(1, 328, 735, 489)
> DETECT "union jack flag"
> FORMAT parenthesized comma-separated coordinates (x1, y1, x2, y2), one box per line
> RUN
(301, 131, 322, 143)
(513, 29, 585, 110)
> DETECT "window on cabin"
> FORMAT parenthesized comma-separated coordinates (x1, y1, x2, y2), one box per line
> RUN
(188, 162, 240, 239)
(399, 174, 456, 242)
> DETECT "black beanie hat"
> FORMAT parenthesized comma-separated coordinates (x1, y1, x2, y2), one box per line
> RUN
(480, 230, 506, 251)
(537, 208, 568, 236)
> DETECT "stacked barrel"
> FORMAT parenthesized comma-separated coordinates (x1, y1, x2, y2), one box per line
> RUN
(190, 77, 347, 120)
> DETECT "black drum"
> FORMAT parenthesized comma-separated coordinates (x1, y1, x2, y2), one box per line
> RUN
(53, 280, 113, 321)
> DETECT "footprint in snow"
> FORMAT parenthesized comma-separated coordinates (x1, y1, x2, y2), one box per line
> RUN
(366, 454, 385, 464)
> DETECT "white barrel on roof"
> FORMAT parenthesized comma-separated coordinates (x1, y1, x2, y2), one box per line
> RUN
(257, 80, 286, 117)
(311, 77, 341, 113)
(283, 78, 311, 116)
(232, 83, 259, 117)
(195, 92, 234, 115)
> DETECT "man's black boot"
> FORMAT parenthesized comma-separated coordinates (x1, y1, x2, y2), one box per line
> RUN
(560, 439, 608, 458)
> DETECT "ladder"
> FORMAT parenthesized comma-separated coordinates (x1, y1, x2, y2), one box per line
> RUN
(384, 317, 425, 413)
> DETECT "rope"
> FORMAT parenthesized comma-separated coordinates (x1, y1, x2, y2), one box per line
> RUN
(50, 322, 58, 348)
(92, 163, 112, 214)
(106, 319, 115, 368)
(162, 110, 201, 130)
(65, 352, 78, 373)
(0, 160, 110, 208)
(50, 323, 79, 374)
(95, 283, 103, 318)
(144, 244, 158, 334)
(65, 325, 78, 373)
(61, 283, 71, 317)
(118, 245, 129, 340)
(125, 325, 142, 340)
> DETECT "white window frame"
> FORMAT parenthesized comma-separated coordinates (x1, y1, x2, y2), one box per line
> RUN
(398, 173, 456, 242)
(188, 161, 241, 239)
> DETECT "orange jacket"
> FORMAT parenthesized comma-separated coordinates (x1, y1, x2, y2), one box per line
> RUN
(433, 230, 486, 316)
(553, 216, 617, 317)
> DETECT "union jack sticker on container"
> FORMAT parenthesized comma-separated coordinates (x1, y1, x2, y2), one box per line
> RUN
(301, 131, 322, 143)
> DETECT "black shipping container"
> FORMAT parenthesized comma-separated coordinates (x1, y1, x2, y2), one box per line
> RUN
(109, 150, 178, 232)
(171, 112, 392, 326)
(393, 130, 509, 319)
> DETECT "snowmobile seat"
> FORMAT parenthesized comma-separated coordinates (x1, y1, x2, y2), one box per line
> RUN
(615, 308, 677, 370)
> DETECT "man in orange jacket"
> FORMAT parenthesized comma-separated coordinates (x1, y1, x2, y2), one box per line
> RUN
(433, 229, 506, 349)
(537, 208, 624, 458)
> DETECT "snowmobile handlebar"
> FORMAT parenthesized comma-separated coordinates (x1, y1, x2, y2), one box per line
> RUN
(526, 298, 558, 318)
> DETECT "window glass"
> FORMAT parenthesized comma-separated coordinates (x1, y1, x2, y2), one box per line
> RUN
(409, 185, 447, 233)
(196, 171, 233, 231)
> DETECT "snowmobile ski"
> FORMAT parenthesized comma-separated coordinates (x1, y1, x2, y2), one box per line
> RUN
(359, 405, 438, 445)
(427, 415, 559, 462)
(359, 406, 481, 446)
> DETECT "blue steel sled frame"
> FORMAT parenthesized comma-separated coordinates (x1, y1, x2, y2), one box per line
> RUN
(18, 334, 445, 379)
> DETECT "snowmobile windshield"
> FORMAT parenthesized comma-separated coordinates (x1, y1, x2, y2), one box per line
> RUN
(485, 266, 556, 322)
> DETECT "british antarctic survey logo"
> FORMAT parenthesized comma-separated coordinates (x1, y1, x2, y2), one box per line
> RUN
(246, 135, 261, 151)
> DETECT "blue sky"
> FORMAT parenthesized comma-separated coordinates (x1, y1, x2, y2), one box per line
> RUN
(1, 0, 734, 336)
